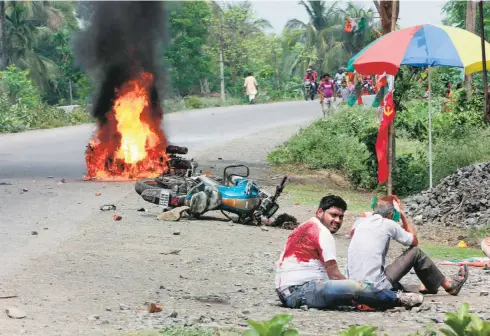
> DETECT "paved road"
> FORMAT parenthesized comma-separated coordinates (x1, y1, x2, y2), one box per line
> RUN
(0, 101, 322, 180)
(0, 100, 321, 280)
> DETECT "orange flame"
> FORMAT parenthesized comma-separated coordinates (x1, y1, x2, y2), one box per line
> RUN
(84, 72, 168, 180)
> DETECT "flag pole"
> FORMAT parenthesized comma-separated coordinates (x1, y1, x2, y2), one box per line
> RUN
(387, 0, 398, 195)
(428, 65, 433, 189)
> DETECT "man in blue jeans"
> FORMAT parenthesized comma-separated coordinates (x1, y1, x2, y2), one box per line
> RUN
(274, 195, 424, 310)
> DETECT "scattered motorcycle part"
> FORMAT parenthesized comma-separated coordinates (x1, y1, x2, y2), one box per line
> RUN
(100, 204, 116, 211)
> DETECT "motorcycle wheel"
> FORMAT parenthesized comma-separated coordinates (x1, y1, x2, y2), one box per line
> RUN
(135, 179, 164, 195)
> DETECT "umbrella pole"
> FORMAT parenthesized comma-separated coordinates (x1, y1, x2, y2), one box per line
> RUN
(428, 65, 433, 189)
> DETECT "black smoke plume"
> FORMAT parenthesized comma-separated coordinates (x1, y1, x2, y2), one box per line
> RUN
(73, 1, 168, 124)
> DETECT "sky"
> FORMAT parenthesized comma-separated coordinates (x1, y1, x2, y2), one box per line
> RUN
(250, 0, 449, 33)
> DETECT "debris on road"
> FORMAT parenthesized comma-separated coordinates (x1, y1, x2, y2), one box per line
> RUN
(173, 231, 181, 236)
(22, 188, 28, 192)
(148, 302, 163, 313)
(137, 207, 146, 212)
(270, 213, 299, 230)
(119, 303, 130, 311)
(6, 307, 26, 319)
(113, 215, 122, 221)
(100, 204, 116, 211)
(95, 192, 101, 196)
(0, 295, 18, 299)
(157, 206, 190, 221)
(159, 250, 181, 255)
(31, 231, 38, 236)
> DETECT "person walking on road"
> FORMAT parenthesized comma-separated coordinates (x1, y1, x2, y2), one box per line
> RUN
(244, 72, 258, 104)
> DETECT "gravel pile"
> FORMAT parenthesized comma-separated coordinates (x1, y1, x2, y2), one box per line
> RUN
(404, 162, 490, 228)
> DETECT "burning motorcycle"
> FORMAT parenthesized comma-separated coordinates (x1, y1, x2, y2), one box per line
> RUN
(135, 164, 288, 225)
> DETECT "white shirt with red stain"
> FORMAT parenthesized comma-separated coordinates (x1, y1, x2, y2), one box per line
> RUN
(275, 217, 336, 290)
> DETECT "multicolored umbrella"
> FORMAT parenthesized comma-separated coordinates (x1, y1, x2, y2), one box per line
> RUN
(347, 24, 490, 189)
(347, 24, 490, 75)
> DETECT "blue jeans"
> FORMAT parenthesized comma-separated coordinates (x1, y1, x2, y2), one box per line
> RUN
(282, 279, 398, 310)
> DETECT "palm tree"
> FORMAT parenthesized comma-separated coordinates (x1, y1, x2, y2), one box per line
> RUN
(5, 3, 59, 91)
(285, 0, 343, 74)
(286, 0, 379, 74)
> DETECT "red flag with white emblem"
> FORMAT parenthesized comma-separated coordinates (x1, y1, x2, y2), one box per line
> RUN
(375, 91, 396, 183)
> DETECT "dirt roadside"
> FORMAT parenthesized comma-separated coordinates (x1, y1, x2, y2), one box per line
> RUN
(1, 123, 489, 336)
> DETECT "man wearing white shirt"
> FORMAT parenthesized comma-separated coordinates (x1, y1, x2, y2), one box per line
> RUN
(275, 195, 424, 310)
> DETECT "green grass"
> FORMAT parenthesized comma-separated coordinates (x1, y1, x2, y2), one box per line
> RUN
(126, 326, 240, 336)
(284, 183, 372, 215)
(421, 244, 485, 260)
(396, 138, 422, 156)
(469, 225, 490, 240)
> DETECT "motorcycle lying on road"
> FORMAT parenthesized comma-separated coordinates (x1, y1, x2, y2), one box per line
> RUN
(135, 164, 288, 225)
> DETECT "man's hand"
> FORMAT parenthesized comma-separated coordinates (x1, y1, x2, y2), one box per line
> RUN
(325, 260, 346, 280)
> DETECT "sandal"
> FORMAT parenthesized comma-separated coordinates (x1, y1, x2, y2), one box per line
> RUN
(446, 265, 469, 296)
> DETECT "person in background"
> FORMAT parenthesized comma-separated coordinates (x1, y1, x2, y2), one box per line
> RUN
(304, 66, 318, 92)
(346, 195, 469, 296)
(275, 195, 424, 311)
(318, 73, 335, 117)
(338, 80, 351, 104)
(244, 72, 258, 104)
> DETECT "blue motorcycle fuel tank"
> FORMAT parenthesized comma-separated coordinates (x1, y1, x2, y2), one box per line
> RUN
(218, 177, 260, 212)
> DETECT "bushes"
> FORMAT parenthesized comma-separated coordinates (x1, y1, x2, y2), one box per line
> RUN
(0, 92, 93, 133)
(268, 106, 379, 190)
(0, 65, 93, 133)
(268, 96, 490, 196)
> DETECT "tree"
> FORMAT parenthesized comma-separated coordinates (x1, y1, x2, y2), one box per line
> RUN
(285, 0, 342, 73)
(215, 1, 272, 85)
(373, 0, 398, 35)
(165, 1, 213, 96)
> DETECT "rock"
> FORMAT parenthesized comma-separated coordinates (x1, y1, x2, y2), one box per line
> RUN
(119, 303, 130, 310)
(159, 285, 165, 289)
(173, 231, 181, 236)
(242, 310, 251, 315)
(31, 231, 38, 235)
(106, 308, 112, 312)
(157, 206, 190, 221)
(22, 188, 28, 192)
(403, 161, 490, 228)
(300, 305, 309, 311)
(6, 307, 26, 319)
(261, 226, 269, 232)
(101, 320, 110, 325)
(170, 311, 178, 318)
(480, 291, 489, 296)
(88, 315, 100, 321)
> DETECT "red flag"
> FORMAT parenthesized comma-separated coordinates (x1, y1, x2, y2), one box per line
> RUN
(375, 92, 396, 183)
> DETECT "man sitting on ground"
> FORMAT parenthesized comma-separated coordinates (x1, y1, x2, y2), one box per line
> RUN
(275, 195, 424, 311)
(346, 195, 469, 296)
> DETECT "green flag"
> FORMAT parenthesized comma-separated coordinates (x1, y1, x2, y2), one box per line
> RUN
(356, 17, 366, 32)
(372, 86, 385, 108)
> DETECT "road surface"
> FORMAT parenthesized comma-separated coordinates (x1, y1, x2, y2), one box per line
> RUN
(0, 101, 322, 180)
(0, 100, 321, 281)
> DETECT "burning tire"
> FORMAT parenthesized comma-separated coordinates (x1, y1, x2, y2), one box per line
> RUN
(135, 175, 197, 195)
(135, 179, 165, 195)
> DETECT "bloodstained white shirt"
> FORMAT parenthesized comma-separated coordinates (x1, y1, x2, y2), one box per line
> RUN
(275, 217, 337, 290)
